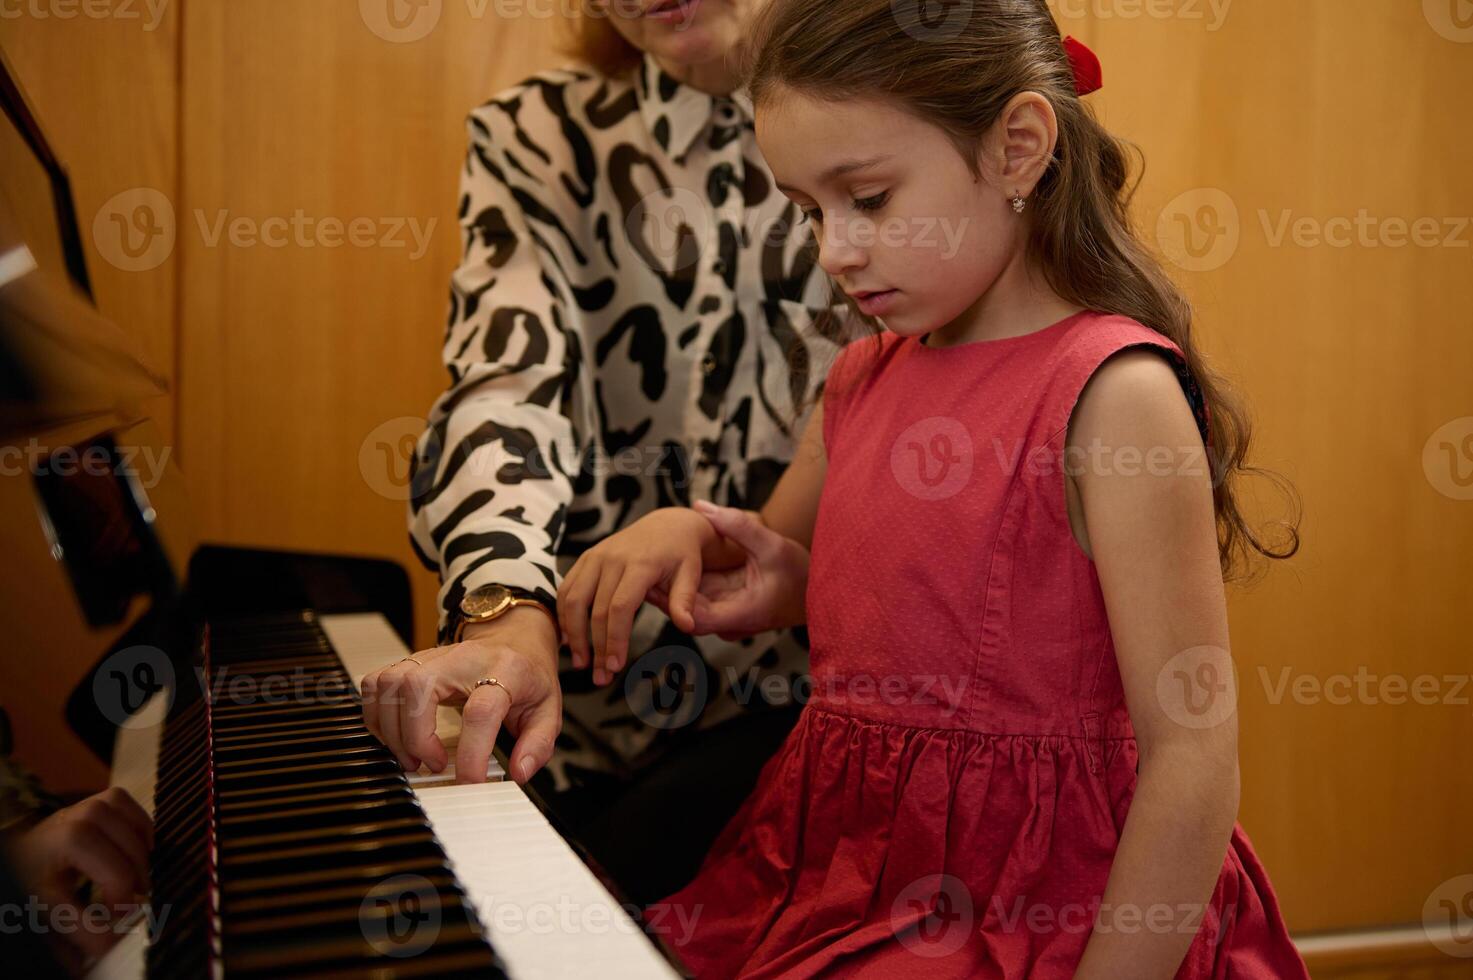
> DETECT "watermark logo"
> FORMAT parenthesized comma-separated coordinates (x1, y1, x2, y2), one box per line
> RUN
(1048, 0, 1233, 32)
(891, 416, 974, 500)
(92, 645, 174, 727)
(1156, 645, 1237, 730)
(1, 439, 173, 489)
(890, 0, 973, 42)
(362, 424, 700, 502)
(93, 187, 175, 273)
(0, 897, 168, 938)
(361, 416, 429, 502)
(1156, 188, 1240, 273)
(1424, 0, 1473, 42)
(0, 0, 170, 31)
(360, 0, 442, 42)
(1424, 874, 1473, 956)
(360, 1, 704, 43)
(1422, 417, 1473, 501)
(360, 874, 442, 958)
(890, 873, 973, 957)
(723, 669, 969, 717)
(626, 186, 713, 276)
(625, 645, 708, 730)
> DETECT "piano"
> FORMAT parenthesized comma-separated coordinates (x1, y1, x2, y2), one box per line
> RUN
(92, 606, 683, 980)
(0, 47, 684, 980)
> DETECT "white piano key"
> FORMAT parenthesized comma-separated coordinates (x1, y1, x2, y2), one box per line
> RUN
(87, 692, 169, 980)
(107, 689, 169, 818)
(417, 782, 680, 980)
(319, 614, 679, 978)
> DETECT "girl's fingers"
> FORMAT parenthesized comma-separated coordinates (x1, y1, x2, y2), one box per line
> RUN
(603, 566, 659, 676)
(589, 563, 623, 685)
(560, 558, 599, 668)
(692, 502, 781, 562)
(555, 561, 579, 662)
(647, 583, 671, 615)
(665, 558, 701, 634)
(698, 567, 745, 600)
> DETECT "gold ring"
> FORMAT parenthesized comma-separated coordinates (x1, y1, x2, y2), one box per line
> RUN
(399, 655, 422, 666)
(473, 676, 512, 700)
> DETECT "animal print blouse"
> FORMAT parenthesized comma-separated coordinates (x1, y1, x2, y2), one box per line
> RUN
(409, 51, 844, 787)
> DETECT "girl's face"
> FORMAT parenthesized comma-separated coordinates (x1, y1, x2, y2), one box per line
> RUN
(755, 89, 1026, 340)
(598, 0, 749, 69)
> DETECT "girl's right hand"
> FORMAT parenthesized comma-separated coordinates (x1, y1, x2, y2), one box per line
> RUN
(557, 506, 723, 683)
(650, 500, 811, 640)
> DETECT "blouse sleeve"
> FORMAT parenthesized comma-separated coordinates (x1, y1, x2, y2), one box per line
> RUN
(408, 106, 581, 641)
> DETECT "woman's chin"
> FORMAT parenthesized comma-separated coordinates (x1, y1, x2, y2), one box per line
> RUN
(644, 23, 732, 65)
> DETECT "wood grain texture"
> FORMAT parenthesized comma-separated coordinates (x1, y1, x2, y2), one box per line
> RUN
(177, 3, 561, 674)
(1065, 0, 1473, 935)
(0, 7, 177, 794)
(0, 6, 179, 442)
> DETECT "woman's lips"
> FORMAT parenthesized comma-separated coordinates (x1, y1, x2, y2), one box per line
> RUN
(645, 0, 701, 21)
(853, 290, 899, 317)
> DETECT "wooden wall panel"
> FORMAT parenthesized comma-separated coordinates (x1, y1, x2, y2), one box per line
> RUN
(0, 7, 178, 794)
(177, 2, 562, 663)
(0, 6, 179, 442)
(1061, 0, 1473, 937)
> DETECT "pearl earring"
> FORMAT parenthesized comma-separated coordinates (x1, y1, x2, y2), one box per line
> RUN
(1011, 195, 1027, 214)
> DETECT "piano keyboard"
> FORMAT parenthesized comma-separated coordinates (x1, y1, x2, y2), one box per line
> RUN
(322, 614, 681, 979)
(91, 612, 682, 980)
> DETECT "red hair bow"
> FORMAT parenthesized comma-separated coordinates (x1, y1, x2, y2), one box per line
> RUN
(1062, 36, 1103, 96)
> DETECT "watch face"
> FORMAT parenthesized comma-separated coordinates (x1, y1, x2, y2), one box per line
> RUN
(462, 584, 514, 619)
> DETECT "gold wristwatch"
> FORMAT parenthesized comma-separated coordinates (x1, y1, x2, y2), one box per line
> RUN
(453, 584, 557, 643)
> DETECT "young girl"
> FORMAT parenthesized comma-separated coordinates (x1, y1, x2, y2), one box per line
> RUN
(556, 1, 1307, 976)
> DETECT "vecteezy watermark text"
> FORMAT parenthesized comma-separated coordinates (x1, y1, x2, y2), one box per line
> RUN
(92, 188, 437, 272)
(0, 0, 168, 30)
(0, 439, 172, 490)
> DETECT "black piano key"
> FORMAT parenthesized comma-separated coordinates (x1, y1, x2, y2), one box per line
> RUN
(147, 611, 506, 978)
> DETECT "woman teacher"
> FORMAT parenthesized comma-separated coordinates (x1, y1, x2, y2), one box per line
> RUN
(361, 0, 840, 902)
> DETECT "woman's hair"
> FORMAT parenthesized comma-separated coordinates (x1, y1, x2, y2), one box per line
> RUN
(746, 0, 1299, 583)
(555, 5, 644, 78)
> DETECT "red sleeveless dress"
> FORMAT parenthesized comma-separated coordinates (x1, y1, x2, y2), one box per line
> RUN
(655, 311, 1309, 979)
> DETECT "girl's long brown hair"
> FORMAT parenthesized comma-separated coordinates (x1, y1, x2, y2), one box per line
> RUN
(746, 0, 1299, 584)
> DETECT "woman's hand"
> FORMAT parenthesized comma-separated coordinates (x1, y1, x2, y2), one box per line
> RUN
(557, 507, 733, 684)
(361, 606, 561, 785)
(7, 786, 153, 971)
(649, 501, 810, 640)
